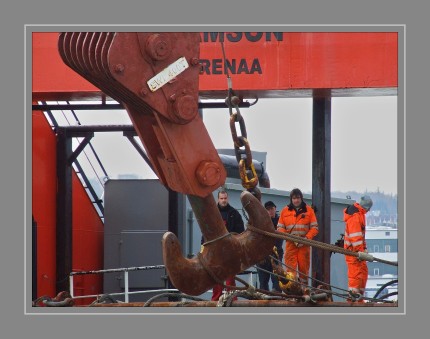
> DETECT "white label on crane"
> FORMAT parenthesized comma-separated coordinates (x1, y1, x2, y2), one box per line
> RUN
(147, 57, 190, 92)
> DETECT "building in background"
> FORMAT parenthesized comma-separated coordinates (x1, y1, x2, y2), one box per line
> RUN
(364, 225, 398, 301)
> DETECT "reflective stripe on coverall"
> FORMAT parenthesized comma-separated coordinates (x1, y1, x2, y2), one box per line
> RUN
(277, 203, 318, 284)
(344, 202, 368, 295)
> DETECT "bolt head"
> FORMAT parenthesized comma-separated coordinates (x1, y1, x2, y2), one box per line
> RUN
(173, 95, 198, 124)
(190, 57, 199, 66)
(145, 34, 171, 61)
(196, 161, 221, 187)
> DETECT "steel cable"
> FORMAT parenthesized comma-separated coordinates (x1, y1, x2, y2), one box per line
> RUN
(269, 254, 352, 294)
(143, 293, 207, 307)
(254, 260, 395, 304)
(254, 265, 346, 300)
(247, 225, 398, 266)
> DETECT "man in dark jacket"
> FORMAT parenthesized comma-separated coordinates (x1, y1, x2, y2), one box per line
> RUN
(201, 190, 245, 300)
(256, 201, 284, 292)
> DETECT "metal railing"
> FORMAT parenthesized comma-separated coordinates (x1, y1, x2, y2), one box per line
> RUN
(69, 265, 177, 303)
(69, 265, 259, 303)
(40, 101, 108, 220)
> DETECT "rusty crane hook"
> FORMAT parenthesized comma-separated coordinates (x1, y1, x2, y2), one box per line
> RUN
(57, 32, 277, 296)
(162, 190, 277, 296)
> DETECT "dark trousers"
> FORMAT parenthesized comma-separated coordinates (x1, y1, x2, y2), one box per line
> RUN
(256, 261, 281, 292)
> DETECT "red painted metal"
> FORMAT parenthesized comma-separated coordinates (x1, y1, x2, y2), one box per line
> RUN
(71, 173, 104, 306)
(58, 32, 226, 197)
(199, 32, 398, 97)
(31, 31, 399, 304)
(32, 110, 104, 303)
(90, 300, 396, 307)
(32, 110, 57, 298)
(32, 33, 99, 100)
(56, 32, 286, 295)
(32, 32, 397, 101)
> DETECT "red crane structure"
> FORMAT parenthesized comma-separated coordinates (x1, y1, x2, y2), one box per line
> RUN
(31, 31, 398, 305)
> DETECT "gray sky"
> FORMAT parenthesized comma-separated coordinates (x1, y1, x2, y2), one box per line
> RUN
(70, 95, 397, 195)
(204, 96, 398, 195)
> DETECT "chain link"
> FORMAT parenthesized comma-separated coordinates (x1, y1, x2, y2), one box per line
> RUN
(221, 41, 260, 197)
(226, 96, 259, 192)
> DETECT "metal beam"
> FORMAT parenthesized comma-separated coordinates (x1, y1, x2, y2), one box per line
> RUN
(33, 32, 398, 101)
(311, 92, 332, 287)
(55, 128, 73, 293)
(32, 215, 37, 300)
(73, 160, 105, 215)
(32, 101, 251, 112)
(123, 131, 155, 173)
(57, 125, 136, 134)
(68, 134, 93, 165)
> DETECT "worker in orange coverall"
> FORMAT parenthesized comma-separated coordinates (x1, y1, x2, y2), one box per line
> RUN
(277, 188, 318, 285)
(343, 195, 373, 301)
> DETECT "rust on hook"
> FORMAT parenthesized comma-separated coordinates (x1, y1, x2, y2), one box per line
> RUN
(58, 32, 276, 297)
(162, 190, 277, 296)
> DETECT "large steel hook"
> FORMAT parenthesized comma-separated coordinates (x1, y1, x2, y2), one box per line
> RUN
(162, 190, 276, 296)
(57, 32, 277, 295)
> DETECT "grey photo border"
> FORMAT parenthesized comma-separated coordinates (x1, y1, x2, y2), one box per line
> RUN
(25, 24, 404, 316)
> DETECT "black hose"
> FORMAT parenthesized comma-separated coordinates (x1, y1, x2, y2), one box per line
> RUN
(89, 294, 118, 305)
(377, 291, 398, 300)
(374, 279, 398, 299)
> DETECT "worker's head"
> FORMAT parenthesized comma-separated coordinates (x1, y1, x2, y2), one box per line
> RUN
(290, 188, 303, 207)
(359, 195, 373, 212)
(217, 190, 229, 207)
(264, 201, 277, 217)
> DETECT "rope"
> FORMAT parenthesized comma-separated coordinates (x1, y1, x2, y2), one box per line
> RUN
(220, 41, 232, 86)
(32, 293, 75, 307)
(246, 225, 398, 266)
(235, 274, 307, 300)
(247, 233, 396, 304)
(221, 40, 234, 116)
(42, 299, 74, 307)
(143, 293, 207, 307)
(199, 228, 396, 304)
(32, 295, 52, 307)
(202, 232, 231, 246)
(196, 252, 224, 285)
(372, 256, 399, 266)
(221, 290, 281, 307)
(270, 254, 351, 295)
(255, 262, 395, 304)
(88, 294, 119, 306)
(254, 264, 340, 299)
(217, 276, 294, 307)
(275, 248, 396, 303)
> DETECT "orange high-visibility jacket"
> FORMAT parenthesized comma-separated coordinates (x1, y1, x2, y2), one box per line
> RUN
(277, 203, 319, 240)
(343, 202, 367, 252)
